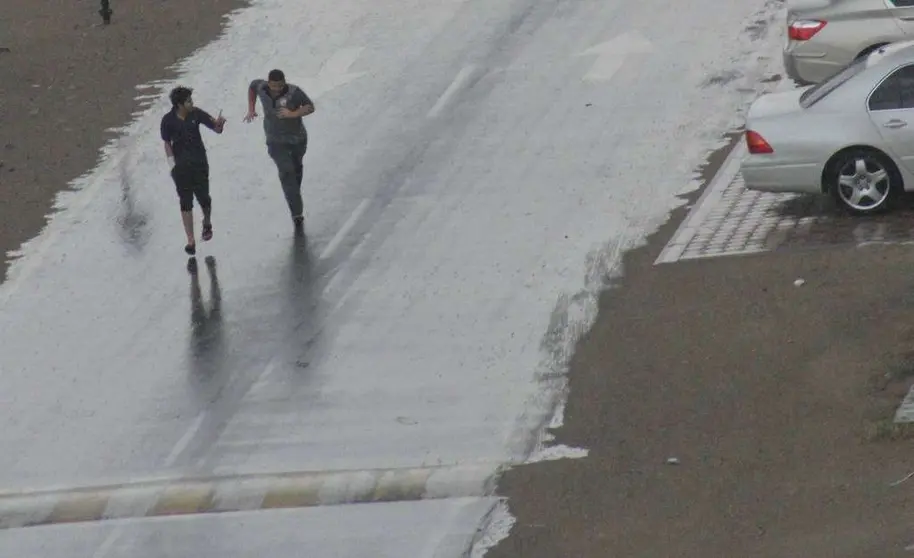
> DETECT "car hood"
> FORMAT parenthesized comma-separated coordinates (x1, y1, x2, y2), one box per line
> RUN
(748, 88, 807, 121)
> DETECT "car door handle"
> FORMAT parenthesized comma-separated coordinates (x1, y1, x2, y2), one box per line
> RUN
(884, 119, 908, 128)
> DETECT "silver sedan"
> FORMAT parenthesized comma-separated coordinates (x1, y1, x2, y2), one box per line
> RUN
(784, 0, 914, 86)
(742, 40, 914, 215)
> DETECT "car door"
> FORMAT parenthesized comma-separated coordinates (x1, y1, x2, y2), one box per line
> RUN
(868, 63, 914, 173)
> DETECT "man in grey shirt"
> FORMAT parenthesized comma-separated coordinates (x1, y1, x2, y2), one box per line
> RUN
(244, 69, 315, 232)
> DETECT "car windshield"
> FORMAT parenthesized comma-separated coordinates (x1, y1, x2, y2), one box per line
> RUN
(799, 56, 868, 108)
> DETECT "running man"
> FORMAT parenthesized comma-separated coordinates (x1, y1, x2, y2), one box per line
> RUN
(161, 86, 226, 255)
(243, 69, 315, 233)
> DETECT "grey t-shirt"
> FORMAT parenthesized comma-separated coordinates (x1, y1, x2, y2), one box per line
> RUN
(249, 79, 312, 144)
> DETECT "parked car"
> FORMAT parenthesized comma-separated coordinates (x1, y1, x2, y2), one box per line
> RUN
(784, 0, 914, 85)
(741, 41, 914, 215)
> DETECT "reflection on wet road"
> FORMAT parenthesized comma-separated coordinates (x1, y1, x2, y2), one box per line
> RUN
(187, 256, 225, 400)
(0, 0, 787, 554)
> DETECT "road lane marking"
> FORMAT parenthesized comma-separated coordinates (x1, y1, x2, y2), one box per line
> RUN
(298, 47, 367, 99)
(320, 198, 370, 261)
(427, 65, 476, 118)
(323, 228, 372, 296)
(576, 31, 654, 83)
(163, 412, 206, 467)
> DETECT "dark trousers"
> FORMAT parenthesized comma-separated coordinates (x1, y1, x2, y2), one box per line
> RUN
(171, 160, 211, 212)
(267, 139, 307, 218)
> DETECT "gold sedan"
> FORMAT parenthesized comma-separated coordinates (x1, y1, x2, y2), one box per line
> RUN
(784, 0, 914, 85)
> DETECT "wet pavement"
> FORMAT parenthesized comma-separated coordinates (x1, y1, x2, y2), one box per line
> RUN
(659, 168, 914, 264)
(0, 499, 495, 557)
(0, 0, 789, 554)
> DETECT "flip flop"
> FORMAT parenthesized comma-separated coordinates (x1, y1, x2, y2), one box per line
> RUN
(202, 223, 213, 241)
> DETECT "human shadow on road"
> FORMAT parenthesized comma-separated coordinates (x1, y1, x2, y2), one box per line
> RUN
(283, 233, 323, 372)
(186, 255, 227, 401)
(115, 148, 150, 251)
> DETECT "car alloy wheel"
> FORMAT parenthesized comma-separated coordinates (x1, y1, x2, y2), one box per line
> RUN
(832, 152, 894, 214)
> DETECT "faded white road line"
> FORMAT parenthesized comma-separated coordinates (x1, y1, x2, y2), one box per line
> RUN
(163, 412, 206, 467)
(427, 65, 476, 118)
(320, 198, 370, 261)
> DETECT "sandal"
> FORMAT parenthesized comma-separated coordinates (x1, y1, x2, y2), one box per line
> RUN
(185, 243, 196, 255)
(202, 223, 213, 242)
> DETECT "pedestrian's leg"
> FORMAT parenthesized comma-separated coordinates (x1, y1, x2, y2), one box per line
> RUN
(291, 139, 307, 232)
(293, 137, 307, 188)
(181, 211, 195, 253)
(195, 163, 213, 241)
(267, 142, 304, 221)
(173, 166, 196, 254)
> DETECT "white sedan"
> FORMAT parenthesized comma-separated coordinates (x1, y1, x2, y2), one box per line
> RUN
(742, 40, 914, 215)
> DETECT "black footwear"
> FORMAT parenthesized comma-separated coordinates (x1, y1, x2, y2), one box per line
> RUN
(293, 215, 305, 235)
(185, 243, 196, 255)
(202, 223, 213, 241)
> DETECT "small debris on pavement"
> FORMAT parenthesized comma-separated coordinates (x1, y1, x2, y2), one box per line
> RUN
(666, 457, 680, 465)
(890, 470, 914, 487)
(794, 278, 805, 287)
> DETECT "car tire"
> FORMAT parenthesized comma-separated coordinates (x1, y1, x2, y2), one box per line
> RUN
(826, 148, 901, 216)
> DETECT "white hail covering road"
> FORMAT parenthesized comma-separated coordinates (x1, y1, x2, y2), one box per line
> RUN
(0, 0, 785, 555)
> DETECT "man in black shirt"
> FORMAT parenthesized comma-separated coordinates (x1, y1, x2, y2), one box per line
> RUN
(161, 86, 226, 255)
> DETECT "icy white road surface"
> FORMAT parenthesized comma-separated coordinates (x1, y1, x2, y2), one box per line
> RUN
(0, 0, 784, 554)
(0, 499, 498, 557)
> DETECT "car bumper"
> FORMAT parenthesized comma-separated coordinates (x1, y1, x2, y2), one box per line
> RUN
(783, 48, 844, 85)
(741, 157, 822, 194)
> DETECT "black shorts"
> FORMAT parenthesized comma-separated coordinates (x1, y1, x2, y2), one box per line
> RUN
(171, 160, 211, 212)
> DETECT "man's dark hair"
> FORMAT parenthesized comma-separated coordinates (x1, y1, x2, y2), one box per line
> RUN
(268, 69, 285, 82)
(169, 86, 193, 108)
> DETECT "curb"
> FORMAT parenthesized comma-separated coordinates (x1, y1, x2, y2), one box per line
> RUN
(0, 463, 500, 530)
(654, 71, 797, 265)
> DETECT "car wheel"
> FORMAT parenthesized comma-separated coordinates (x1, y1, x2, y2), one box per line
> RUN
(827, 149, 900, 215)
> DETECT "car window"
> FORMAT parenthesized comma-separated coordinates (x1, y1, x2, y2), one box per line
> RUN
(868, 64, 914, 111)
(800, 56, 868, 108)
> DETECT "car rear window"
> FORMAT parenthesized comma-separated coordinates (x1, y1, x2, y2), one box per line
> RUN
(799, 56, 868, 108)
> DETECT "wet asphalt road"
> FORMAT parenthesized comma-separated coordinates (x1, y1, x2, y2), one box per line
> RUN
(0, 0, 784, 554)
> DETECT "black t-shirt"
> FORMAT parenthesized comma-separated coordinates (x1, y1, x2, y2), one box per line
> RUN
(160, 108, 218, 165)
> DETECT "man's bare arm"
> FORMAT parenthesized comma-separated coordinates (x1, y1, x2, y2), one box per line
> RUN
(244, 79, 263, 122)
(289, 103, 314, 118)
(247, 86, 257, 114)
(163, 141, 175, 168)
(287, 88, 314, 118)
(160, 116, 175, 168)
